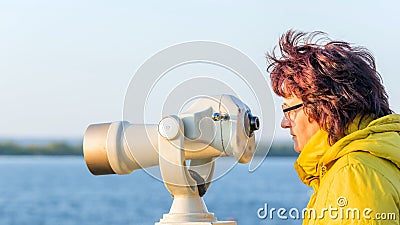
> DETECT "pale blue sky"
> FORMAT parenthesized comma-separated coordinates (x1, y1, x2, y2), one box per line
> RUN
(0, 0, 399, 141)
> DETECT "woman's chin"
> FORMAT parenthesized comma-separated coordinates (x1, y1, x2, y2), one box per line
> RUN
(293, 142, 301, 153)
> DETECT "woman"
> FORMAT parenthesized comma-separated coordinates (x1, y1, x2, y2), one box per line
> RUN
(267, 30, 400, 224)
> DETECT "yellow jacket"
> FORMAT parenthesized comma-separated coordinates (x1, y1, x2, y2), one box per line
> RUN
(295, 114, 400, 224)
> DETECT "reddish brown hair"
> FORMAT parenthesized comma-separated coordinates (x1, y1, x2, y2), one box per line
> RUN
(267, 30, 393, 144)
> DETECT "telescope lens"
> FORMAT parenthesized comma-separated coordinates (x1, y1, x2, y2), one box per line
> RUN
(83, 123, 116, 175)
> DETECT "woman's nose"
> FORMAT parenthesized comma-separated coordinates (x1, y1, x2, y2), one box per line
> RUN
(281, 116, 291, 129)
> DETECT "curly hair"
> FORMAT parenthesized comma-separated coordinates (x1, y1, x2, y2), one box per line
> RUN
(267, 30, 393, 144)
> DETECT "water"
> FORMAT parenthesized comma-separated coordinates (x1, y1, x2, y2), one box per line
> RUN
(0, 156, 311, 225)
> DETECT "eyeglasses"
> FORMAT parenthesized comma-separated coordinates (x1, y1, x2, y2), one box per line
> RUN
(282, 103, 303, 120)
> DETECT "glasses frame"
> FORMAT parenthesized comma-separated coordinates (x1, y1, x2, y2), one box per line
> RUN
(282, 103, 303, 120)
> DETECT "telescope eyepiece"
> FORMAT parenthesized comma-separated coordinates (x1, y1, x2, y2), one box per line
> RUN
(244, 111, 259, 137)
(250, 115, 259, 132)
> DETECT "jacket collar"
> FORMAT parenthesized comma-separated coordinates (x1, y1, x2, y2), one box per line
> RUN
(294, 114, 400, 190)
(294, 129, 330, 190)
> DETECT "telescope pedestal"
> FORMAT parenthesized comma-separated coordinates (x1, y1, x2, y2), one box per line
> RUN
(156, 116, 237, 225)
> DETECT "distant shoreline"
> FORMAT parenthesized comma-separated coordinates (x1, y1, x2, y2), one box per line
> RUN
(0, 142, 82, 156)
(0, 141, 297, 157)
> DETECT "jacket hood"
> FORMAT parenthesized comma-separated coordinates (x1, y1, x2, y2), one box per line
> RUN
(294, 114, 400, 188)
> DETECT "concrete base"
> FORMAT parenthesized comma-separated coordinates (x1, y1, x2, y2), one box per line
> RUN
(155, 221, 236, 225)
(155, 197, 237, 225)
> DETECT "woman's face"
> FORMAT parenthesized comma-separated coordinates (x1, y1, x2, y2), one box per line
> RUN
(281, 96, 320, 152)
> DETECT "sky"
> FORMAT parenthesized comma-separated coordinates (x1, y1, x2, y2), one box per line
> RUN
(0, 0, 399, 142)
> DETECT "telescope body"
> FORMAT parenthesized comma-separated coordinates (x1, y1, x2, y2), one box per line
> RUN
(83, 95, 258, 176)
(84, 122, 227, 175)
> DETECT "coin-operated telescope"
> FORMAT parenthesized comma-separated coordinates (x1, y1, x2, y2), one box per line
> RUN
(83, 95, 259, 225)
